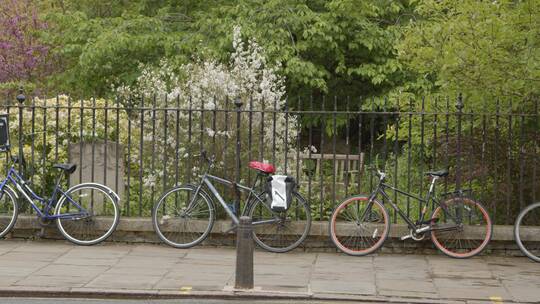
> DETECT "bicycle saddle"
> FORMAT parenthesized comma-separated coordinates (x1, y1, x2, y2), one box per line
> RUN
(248, 161, 275, 174)
(425, 169, 449, 177)
(53, 163, 77, 174)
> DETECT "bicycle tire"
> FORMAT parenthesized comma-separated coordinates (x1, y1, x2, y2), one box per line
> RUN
(55, 183, 120, 245)
(247, 191, 311, 253)
(514, 202, 540, 262)
(152, 184, 215, 249)
(0, 186, 18, 238)
(430, 197, 492, 258)
(329, 195, 389, 256)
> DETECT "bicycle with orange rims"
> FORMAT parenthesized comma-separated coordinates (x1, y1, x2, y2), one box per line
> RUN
(329, 167, 492, 258)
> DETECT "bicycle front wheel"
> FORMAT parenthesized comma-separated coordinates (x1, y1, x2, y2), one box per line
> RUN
(430, 197, 492, 258)
(152, 185, 214, 248)
(247, 191, 311, 253)
(55, 183, 120, 245)
(329, 196, 389, 256)
(0, 187, 18, 238)
(514, 202, 540, 262)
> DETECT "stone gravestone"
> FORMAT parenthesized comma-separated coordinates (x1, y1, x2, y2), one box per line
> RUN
(68, 141, 125, 203)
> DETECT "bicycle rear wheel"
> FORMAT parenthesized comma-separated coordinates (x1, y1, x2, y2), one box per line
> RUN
(0, 187, 18, 238)
(55, 183, 120, 245)
(430, 197, 492, 258)
(329, 196, 389, 256)
(247, 191, 311, 253)
(514, 202, 540, 262)
(152, 185, 214, 248)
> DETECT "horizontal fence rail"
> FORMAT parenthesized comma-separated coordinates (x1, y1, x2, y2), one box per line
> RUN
(0, 94, 538, 226)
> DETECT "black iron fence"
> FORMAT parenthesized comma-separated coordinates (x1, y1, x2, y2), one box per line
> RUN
(1, 94, 538, 225)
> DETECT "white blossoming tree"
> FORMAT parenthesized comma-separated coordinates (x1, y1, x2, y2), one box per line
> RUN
(119, 26, 304, 208)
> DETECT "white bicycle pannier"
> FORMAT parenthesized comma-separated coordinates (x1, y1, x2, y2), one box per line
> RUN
(267, 175, 295, 212)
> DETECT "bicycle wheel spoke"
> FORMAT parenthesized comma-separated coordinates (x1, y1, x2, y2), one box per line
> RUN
(153, 186, 213, 248)
(431, 197, 491, 258)
(249, 191, 311, 253)
(0, 190, 16, 237)
(56, 186, 119, 245)
(330, 197, 389, 256)
(515, 203, 540, 262)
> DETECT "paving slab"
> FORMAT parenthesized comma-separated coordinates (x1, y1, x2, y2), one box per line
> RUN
(0, 240, 538, 303)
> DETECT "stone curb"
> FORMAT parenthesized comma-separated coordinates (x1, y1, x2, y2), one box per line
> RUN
(0, 287, 532, 304)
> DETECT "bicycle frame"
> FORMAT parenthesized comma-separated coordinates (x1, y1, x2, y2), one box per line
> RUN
(0, 165, 87, 220)
(189, 172, 278, 227)
(367, 175, 459, 231)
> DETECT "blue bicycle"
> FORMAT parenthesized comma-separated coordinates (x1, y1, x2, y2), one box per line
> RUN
(0, 153, 120, 245)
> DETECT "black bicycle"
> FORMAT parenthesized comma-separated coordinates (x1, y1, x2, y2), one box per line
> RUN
(514, 202, 540, 262)
(152, 151, 311, 253)
(329, 168, 492, 258)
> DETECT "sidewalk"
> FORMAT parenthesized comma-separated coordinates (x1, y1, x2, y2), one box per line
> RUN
(0, 240, 538, 303)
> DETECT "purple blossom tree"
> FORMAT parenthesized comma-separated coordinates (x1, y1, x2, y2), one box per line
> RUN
(0, 0, 48, 83)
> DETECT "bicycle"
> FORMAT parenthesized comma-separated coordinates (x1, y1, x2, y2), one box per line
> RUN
(514, 202, 540, 262)
(329, 167, 492, 258)
(152, 151, 311, 253)
(0, 151, 121, 245)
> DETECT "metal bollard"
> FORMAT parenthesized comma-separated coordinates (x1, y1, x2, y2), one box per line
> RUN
(235, 216, 254, 289)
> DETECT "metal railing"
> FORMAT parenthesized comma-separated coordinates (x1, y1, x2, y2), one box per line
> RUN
(0, 93, 538, 225)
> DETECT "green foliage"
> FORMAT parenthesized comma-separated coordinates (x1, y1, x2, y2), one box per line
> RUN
(34, 0, 414, 105)
(397, 0, 540, 108)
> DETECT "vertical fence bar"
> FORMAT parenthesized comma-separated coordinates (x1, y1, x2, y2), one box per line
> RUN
(284, 99, 290, 174)
(104, 98, 109, 199)
(150, 96, 156, 205)
(163, 96, 168, 193)
(91, 98, 96, 187)
(493, 98, 501, 220)
(138, 96, 144, 216)
(344, 98, 350, 197)
(295, 98, 302, 190)
(247, 95, 253, 185)
(79, 99, 84, 191)
(272, 99, 277, 166)
(30, 96, 36, 187)
(518, 112, 525, 211)
(115, 96, 120, 196)
(393, 98, 399, 223)
(455, 94, 464, 194)
(444, 97, 450, 194)
(174, 96, 180, 187)
(308, 96, 313, 208)
(319, 97, 326, 221)
(468, 107, 474, 191)
(54, 96, 59, 163)
(66, 97, 71, 188)
(187, 97, 192, 183)
(126, 97, 132, 216)
(332, 97, 337, 207)
(16, 89, 25, 179)
(42, 97, 47, 185)
(419, 96, 425, 219)
(481, 98, 488, 209)
(357, 97, 363, 194)
(505, 99, 513, 223)
(369, 97, 375, 191)
(534, 99, 539, 203)
(259, 98, 265, 161)
(406, 98, 412, 217)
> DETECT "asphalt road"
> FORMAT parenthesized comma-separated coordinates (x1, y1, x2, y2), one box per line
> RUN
(0, 299, 359, 304)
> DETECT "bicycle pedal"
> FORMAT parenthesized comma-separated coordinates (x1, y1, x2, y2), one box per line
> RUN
(400, 234, 413, 241)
